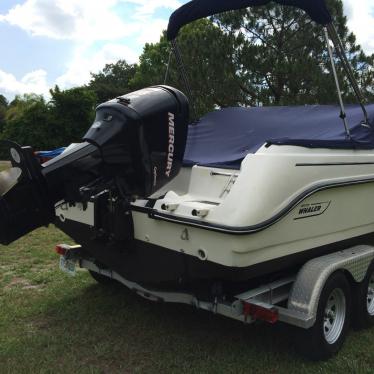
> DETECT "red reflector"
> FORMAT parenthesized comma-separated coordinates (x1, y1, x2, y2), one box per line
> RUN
(243, 302, 279, 324)
(55, 245, 67, 256)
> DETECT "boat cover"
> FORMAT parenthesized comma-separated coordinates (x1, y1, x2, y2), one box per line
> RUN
(167, 0, 332, 40)
(183, 104, 374, 169)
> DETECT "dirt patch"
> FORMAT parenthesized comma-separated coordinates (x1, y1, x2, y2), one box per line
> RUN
(29, 263, 57, 273)
(4, 277, 44, 291)
(0, 264, 14, 271)
(25, 318, 52, 334)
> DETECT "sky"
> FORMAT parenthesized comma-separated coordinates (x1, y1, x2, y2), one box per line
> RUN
(0, 0, 373, 101)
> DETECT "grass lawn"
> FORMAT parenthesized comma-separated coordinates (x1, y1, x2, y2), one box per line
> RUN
(1, 226, 374, 373)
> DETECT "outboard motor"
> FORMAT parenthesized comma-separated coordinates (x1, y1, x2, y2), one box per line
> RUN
(0, 86, 189, 245)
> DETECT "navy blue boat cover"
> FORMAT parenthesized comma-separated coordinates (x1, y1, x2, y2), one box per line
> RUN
(167, 0, 332, 40)
(183, 104, 374, 169)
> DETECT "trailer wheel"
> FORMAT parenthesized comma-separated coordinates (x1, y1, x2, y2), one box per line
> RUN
(297, 272, 351, 361)
(353, 262, 374, 329)
(89, 270, 119, 286)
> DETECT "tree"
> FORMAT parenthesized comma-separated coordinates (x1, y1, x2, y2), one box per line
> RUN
(5, 93, 44, 122)
(89, 60, 138, 104)
(49, 86, 97, 144)
(1, 94, 52, 149)
(0, 94, 7, 132)
(356, 52, 374, 103)
(214, 0, 373, 106)
(1, 87, 97, 150)
(0, 94, 7, 107)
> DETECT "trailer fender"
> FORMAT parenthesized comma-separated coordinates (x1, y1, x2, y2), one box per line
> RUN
(287, 245, 374, 327)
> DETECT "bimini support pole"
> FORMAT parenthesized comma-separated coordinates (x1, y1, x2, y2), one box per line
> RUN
(171, 39, 195, 120)
(324, 27, 351, 139)
(326, 23, 370, 127)
(163, 49, 173, 85)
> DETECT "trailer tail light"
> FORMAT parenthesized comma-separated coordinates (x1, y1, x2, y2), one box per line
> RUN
(243, 302, 279, 324)
(55, 244, 68, 256)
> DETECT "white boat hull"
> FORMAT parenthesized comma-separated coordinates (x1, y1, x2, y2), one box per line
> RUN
(55, 144, 374, 286)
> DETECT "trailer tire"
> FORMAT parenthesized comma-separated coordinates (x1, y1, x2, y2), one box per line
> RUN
(353, 261, 374, 329)
(297, 272, 351, 361)
(89, 270, 119, 286)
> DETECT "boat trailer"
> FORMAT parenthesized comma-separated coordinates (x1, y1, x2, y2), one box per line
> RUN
(57, 244, 374, 330)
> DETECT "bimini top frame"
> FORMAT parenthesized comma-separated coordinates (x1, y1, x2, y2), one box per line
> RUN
(166, 0, 370, 137)
(166, 0, 332, 41)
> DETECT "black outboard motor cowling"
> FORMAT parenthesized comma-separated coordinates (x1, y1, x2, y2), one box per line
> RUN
(0, 86, 189, 245)
(85, 85, 189, 196)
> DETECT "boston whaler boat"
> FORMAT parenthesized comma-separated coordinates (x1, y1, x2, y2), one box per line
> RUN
(1, 0, 374, 360)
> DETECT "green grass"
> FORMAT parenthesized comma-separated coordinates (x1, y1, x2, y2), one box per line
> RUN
(1, 227, 374, 373)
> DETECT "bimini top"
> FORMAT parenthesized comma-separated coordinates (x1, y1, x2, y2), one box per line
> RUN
(183, 104, 374, 169)
(167, 0, 332, 40)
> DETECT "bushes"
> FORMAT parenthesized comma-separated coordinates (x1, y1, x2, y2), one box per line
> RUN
(0, 88, 97, 152)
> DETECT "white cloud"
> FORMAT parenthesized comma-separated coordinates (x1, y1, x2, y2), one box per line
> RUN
(0, 0, 179, 43)
(0, 0, 76, 39)
(0, 69, 49, 97)
(56, 43, 139, 89)
(128, 0, 182, 17)
(136, 18, 170, 44)
(342, 0, 374, 54)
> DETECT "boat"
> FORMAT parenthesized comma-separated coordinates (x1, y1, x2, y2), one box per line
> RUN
(0, 0, 374, 296)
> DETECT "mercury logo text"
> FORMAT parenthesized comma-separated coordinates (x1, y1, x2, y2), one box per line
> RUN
(166, 112, 175, 177)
